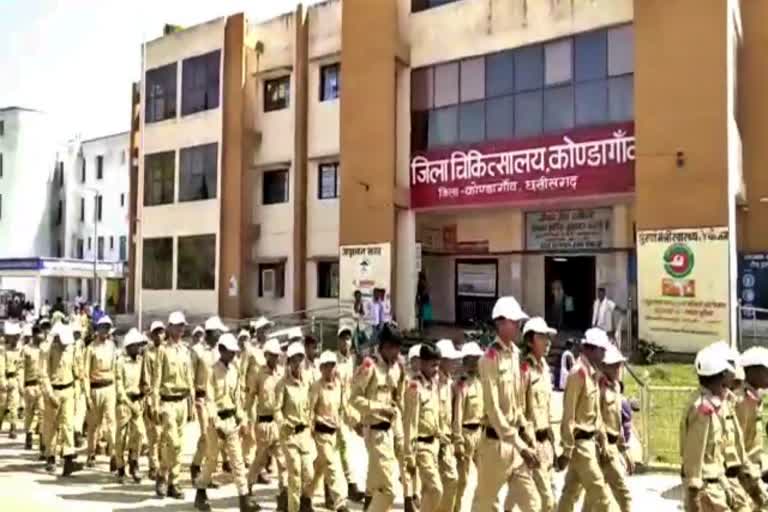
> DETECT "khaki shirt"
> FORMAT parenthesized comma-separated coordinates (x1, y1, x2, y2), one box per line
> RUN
(560, 355, 602, 458)
(192, 343, 219, 401)
(152, 340, 194, 408)
(4, 347, 22, 386)
(522, 355, 552, 435)
(41, 342, 79, 398)
(21, 343, 42, 384)
(735, 386, 764, 477)
(84, 339, 117, 387)
(337, 352, 358, 424)
(438, 371, 455, 442)
(403, 373, 441, 462)
(116, 354, 144, 404)
(304, 358, 321, 385)
(247, 364, 283, 420)
(277, 372, 311, 431)
(0, 346, 5, 389)
(680, 388, 727, 489)
(210, 360, 242, 433)
(453, 373, 483, 439)
(310, 376, 344, 430)
(142, 343, 161, 390)
(351, 355, 405, 427)
(722, 389, 747, 469)
(599, 376, 626, 452)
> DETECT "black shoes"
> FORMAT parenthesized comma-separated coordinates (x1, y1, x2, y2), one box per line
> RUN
(348, 483, 365, 503)
(45, 456, 55, 473)
(190, 464, 201, 481)
(109, 456, 117, 473)
(155, 477, 167, 498)
(167, 483, 184, 499)
(239, 494, 261, 511)
(117, 467, 126, 484)
(129, 460, 142, 483)
(62, 455, 83, 477)
(299, 495, 314, 512)
(24, 432, 33, 450)
(194, 489, 211, 511)
(324, 485, 334, 509)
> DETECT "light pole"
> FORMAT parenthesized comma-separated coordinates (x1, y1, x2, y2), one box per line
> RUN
(85, 187, 100, 303)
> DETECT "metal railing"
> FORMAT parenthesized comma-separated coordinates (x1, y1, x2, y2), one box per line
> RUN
(737, 304, 768, 350)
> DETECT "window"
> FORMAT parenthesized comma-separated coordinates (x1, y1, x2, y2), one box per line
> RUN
(144, 151, 175, 206)
(120, 150, 126, 165)
(177, 235, 216, 290)
(0, 153, 3, 178)
(0, 120, 4, 136)
(318, 163, 339, 199)
(264, 76, 290, 112)
(120, 193, 125, 207)
(179, 143, 217, 201)
(258, 262, 285, 297)
(317, 261, 339, 298)
(96, 155, 104, 179)
(182, 50, 221, 115)
(515, 90, 543, 137)
(486, 51, 515, 98)
(146, 62, 178, 123)
(263, 169, 289, 204)
(411, 67, 434, 111)
(57, 162, 64, 187)
(81, 158, 86, 183)
(95, 195, 103, 221)
(434, 62, 459, 107)
(575, 31, 607, 82)
(77, 239, 84, 259)
(545, 40, 572, 86)
(485, 95, 515, 141)
(458, 101, 485, 143)
(428, 106, 458, 147)
(608, 26, 634, 77)
(515, 46, 544, 92)
(80, 198, 85, 221)
(119, 236, 127, 261)
(109, 236, 114, 250)
(55, 200, 63, 226)
(544, 85, 574, 132)
(97, 236, 104, 260)
(575, 80, 608, 126)
(460, 58, 485, 102)
(142, 237, 173, 289)
(320, 63, 340, 101)
(608, 75, 634, 122)
(88, 237, 92, 250)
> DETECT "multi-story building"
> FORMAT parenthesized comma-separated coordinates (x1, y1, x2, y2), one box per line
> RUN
(132, 0, 768, 353)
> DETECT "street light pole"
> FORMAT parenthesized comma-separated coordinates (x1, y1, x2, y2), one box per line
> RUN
(85, 187, 100, 304)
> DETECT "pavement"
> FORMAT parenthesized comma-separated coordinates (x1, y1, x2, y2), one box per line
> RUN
(0, 423, 685, 511)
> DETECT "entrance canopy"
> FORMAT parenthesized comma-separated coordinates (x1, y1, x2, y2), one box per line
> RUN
(0, 258, 125, 280)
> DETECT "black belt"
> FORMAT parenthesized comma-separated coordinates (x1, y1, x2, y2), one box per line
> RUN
(574, 429, 595, 440)
(462, 423, 481, 431)
(314, 422, 336, 435)
(52, 382, 74, 391)
(90, 380, 113, 389)
(704, 478, 722, 484)
(5, 372, 17, 378)
(370, 422, 391, 431)
(218, 409, 237, 420)
(417, 435, 435, 444)
(25, 379, 39, 387)
(161, 394, 187, 402)
(606, 433, 619, 445)
(257, 415, 274, 423)
(485, 427, 500, 440)
(535, 429, 550, 443)
(195, 390, 206, 399)
(127, 392, 145, 402)
(292, 424, 307, 434)
(725, 466, 742, 478)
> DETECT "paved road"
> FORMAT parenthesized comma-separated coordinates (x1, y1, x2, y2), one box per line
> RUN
(0, 424, 683, 511)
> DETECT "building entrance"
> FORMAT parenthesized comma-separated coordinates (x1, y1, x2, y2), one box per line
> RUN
(544, 255, 596, 333)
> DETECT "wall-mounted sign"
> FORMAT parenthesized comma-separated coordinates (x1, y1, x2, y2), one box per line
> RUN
(339, 243, 392, 310)
(739, 253, 768, 320)
(410, 122, 634, 209)
(526, 208, 613, 251)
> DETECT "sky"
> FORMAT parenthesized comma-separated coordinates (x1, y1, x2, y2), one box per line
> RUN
(0, 0, 320, 141)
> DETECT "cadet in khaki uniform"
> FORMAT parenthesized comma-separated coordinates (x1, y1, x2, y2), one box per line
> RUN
(153, 311, 194, 499)
(193, 333, 259, 512)
(84, 315, 118, 469)
(72, 321, 87, 448)
(557, 328, 615, 512)
(452, 342, 483, 512)
(303, 335, 321, 385)
(38, 318, 53, 461)
(405, 343, 423, 510)
(472, 297, 540, 512)
(403, 343, 443, 512)
(307, 350, 349, 512)
(143, 320, 165, 479)
(21, 324, 43, 450)
(434, 339, 460, 512)
(115, 328, 147, 484)
(40, 323, 83, 476)
(279, 341, 314, 512)
(735, 346, 768, 507)
(1, 322, 23, 438)
(350, 324, 404, 512)
(336, 325, 365, 503)
(247, 338, 287, 505)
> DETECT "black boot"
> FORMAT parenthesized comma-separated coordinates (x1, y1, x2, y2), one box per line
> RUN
(109, 456, 117, 473)
(239, 494, 261, 512)
(194, 489, 211, 511)
(62, 455, 83, 477)
(324, 485, 334, 509)
(222, 461, 232, 473)
(348, 483, 364, 503)
(117, 466, 126, 484)
(74, 432, 84, 448)
(25, 432, 33, 450)
(167, 482, 184, 499)
(148, 467, 157, 481)
(129, 460, 142, 484)
(190, 464, 200, 481)
(9, 427, 17, 440)
(155, 477, 167, 498)
(299, 495, 314, 512)
(363, 495, 372, 511)
(45, 456, 55, 473)
(38, 443, 46, 461)
(276, 490, 288, 511)
(404, 497, 416, 512)
(85, 455, 95, 468)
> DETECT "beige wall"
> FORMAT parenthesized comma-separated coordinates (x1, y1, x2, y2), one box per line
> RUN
(143, 289, 217, 316)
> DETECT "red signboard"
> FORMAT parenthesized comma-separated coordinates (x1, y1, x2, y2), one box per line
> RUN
(410, 122, 635, 209)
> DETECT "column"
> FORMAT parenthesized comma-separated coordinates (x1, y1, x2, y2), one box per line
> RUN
(33, 276, 42, 317)
(396, 209, 417, 330)
(100, 278, 108, 312)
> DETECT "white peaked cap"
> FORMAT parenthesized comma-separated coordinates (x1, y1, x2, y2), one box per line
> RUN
(491, 296, 528, 322)
(53, 323, 75, 346)
(461, 341, 484, 358)
(408, 344, 422, 361)
(263, 338, 282, 355)
(192, 325, 205, 336)
(123, 328, 146, 348)
(436, 339, 462, 360)
(319, 350, 337, 365)
(286, 341, 306, 359)
(709, 340, 740, 366)
(96, 315, 113, 326)
(3, 322, 22, 336)
(602, 345, 626, 365)
(238, 329, 251, 339)
(150, 320, 165, 332)
(695, 344, 735, 377)
(250, 316, 273, 330)
(287, 326, 304, 340)
(582, 328, 611, 349)
(204, 316, 227, 332)
(741, 347, 768, 369)
(523, 317, 557, 336)
(218, 333, 240, 353)
(168, 311, 187, 325)
(337, 323, 353, 336)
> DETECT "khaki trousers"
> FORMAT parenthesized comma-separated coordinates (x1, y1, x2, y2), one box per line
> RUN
(197, 418, 249, 495)
(557, 440, 618, 512)
(282, 428, 314, 512)
(159, 398, 188, 483)
(437, 442, 458, 512)
(505, 438, 555, 512)
(471, 435, 541, 512)
(74, 381, 87, 435)
(601, 445, 632, 512)
(688, 480, 748, 512)
(309, 430, 347, 509)
(0, 378, 20, 428)
(116, 401, 145, 468)
(44, 385, 76, 457)
(248, 419, 286, 488)
(192, 402, 213, 466)
(87, 385, 116, 457)
(144, 400, 161, 471)
(23, 384, 42, 434)
(416, 439, 443, 512)
(454, 428, 481, 512)
(366, 428, 397, 512)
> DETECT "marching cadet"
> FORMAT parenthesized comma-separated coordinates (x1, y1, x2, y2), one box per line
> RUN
(557, 327, 616, 512)
(350, 323, 405, 512)
(434, 339, 460, 512)
(403, 343, 443, 512)
(336, 325, 365, 503)
(303, 335, 321, 384)
(191, 325, 205, 348)
(193, 333, 259, 512)
(40, 323, 83, 476)
(20, 324, 43, 451)
(452, 342, 484, 512)
(279, 341, 314, 512)
(250, 316, 274, 346)
(143, 320, 166, 480)
(71, 321, 87, 448)
(237, 328, 258, 466)
(471, 297, 540, 511)
(152, 311, 194, 499)
(38, 318, 53, 461)
(403, 342, 422, 510)
(247, 337, 287, 505)
(735, 346, 768, 507)
(84, 315, 118, 470)
(115, 328, 147, 484)
(307, 350, 350, 512)
(0, 322, 22, 439)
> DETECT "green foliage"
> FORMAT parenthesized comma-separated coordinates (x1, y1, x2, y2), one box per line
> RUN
(636, 338, 665, 364)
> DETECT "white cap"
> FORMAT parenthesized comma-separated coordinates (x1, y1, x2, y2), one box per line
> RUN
(21, 324, 33, 337)
(491, 296, 528, 322)
(238, 329, 251, 340)
(319, 350, 337, 365)
(741, 346, 768, 369)
(123, 328, 146, 348)
(709, 340, 740, 366)
(337, 324, 353, 336)
(286, 341, 306, 359)
(582, 328, 611, 349)
(218, 333, 240, 353)
(287, 326, 304, 340)
(408, 344, 422, 361)
(263, 338, 282, 356)
(204, 316, 227, 332)
(168, 311, 187, 325)
(4, 322, 22, 336)
(436, 339, 462, 360)
(461, 341, 484, 358)
(734, 365, 746, 381)
(150, 320, 165, 333)
(695, 344, 735, 377)
(96, 315, 113, 327)
(38, 316, 52, 326)
(250, 316, 273, 331)
(523, 317, 557, 336)
(602, 345, 626, 365)
(52, 323, 74, 346)
(192, 325, 205, 336)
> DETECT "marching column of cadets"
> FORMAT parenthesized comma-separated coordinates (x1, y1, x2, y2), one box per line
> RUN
(3, 295, 765, 511)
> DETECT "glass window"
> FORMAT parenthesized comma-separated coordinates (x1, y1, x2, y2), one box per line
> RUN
(411, 67, 434, 111)
(514, 46, 544, 92)
(544, 85, 574, 132)
(459, 101, 485, 143)
(486, 50, 515, 98)
(258, 262, 285, 297)
(320, 63, 340, 101)
(608, 75, 634, 121)
(608, 25, 634, 76)
(514, 90, 543, 138)
(545, 40, 572, 85)
(178, 234, 216, 290)
(460, 57, 485, 102)
(428, 106, 458, 148)
(144, 151, 175, 206)
(97, 237, 104, 261)
(119, 236, 127, 261)
(96, 195, 103, 221)
(434, 62, 459, 107)
(182, 50, 221, 115)
(263, 169, 289, 204)
(77, 239, 84, 259)
(264, 76, 290, 111)
(575, 31, 608, 82)
(318, 163, 339, 199)
(411, 111, 429, 152)
(142, 237, 173, 289)
(485, 95, 515, 141)
(179, 143, 218, 201)
(575, 80, 608, 126)
(145, 63, 177, 123)
(317, 261, 339, 298)
(96, 155, 104, 179)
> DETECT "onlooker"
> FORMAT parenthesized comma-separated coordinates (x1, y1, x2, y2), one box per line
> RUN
(416, 271, 432, 331)
(592, 286, 617, 335)
(558, 339, 576, 391)
(40, 299, 51, 318)
(52, 297, 66, 315)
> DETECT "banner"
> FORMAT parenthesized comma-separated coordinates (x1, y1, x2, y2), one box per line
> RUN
(339, 243, 392, 314)
(637, 227, 730, 353)
(526, 208, 613, 250)
(739, 253, 768, 320)
(410, 122, 634, 209)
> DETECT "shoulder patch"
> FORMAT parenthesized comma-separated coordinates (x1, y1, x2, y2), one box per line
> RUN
(521, 361, 530, 373)
(579, 366, 587, 379)
(485, 347, 498, 361)
(409, 380, 419, 390)
(697, 401, 715, 416)
(746, 389, 760, 403)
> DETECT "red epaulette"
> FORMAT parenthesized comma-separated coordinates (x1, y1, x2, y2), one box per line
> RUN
(746, 389, 760, 403)
(521, 361, 530, 374)
(578, 366, 587, 380)
(485, 347, 498, 361)
(409, 380, 419, 390)
(356, 357, 374, 375)
(697, 401, 715, 416)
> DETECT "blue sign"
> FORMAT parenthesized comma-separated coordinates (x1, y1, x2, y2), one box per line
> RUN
(0, 258, 43, 271)
(739, 253, 768, 319)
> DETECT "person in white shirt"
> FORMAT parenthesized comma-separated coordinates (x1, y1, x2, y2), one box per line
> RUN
(40, 299, 51, 318)
(591, 287, 616, 336)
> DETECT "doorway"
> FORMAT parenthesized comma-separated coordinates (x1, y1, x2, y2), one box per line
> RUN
(455, 259, 498, 326)
(544, 255, 596, 333)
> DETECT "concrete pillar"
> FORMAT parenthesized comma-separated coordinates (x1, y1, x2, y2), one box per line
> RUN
(33, 276, 42, 317)
(396, 209, 417, 329)
(100, 278, 107, 312)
